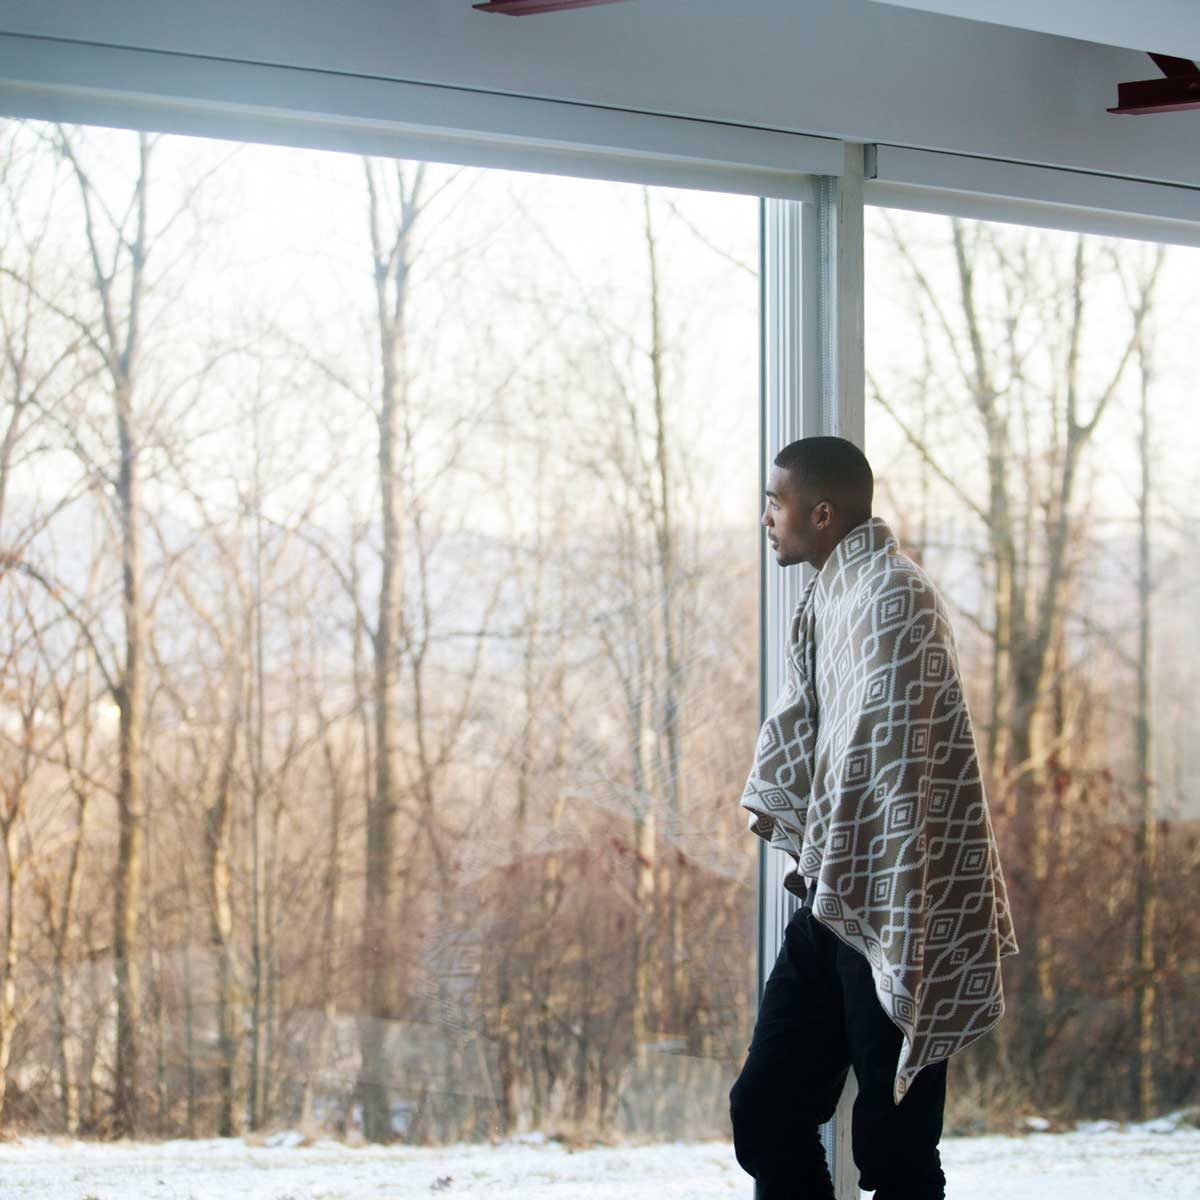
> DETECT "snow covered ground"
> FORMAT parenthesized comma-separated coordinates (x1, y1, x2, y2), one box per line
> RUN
(1, 1114, 1198, 1199)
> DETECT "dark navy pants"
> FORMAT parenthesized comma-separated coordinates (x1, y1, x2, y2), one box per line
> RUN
(729, 899, 948, 1199)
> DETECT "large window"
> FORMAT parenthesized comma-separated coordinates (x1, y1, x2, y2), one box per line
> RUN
(5, 108, 1197, 1197)
(0, 119, 760, 1150)
(866, 207, 1200, 1131)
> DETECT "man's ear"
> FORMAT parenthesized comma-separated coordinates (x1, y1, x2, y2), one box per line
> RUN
(813, 500, 833, 530)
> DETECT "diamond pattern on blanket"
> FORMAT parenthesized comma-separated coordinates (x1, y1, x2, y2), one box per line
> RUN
(740, 517, 1018, 1106)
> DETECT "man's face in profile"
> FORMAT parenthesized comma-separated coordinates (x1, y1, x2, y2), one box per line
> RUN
(762, 465, 826, 568)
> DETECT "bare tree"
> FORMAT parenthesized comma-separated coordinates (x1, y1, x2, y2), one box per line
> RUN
(47, 126, 154, 1133)
(32, 639, 97, 1134)
(0, 125, 84, 1123)
(356, 155, 426, 1142)
(0, 594, 48, 1118)
(1123, 246, 1166, 1118)
(873, 215, 1162, 1069)
(0, 123, 769, 1143)
(344, 156, 501, 1142)
(589, 193, 699, 1073)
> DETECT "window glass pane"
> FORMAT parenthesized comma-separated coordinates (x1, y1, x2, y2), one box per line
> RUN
(0, 118, 759, 1186)
(866, 207, 1200, 1136)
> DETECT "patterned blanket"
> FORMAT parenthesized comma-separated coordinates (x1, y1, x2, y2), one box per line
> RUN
(742, 517, 1018, 1104)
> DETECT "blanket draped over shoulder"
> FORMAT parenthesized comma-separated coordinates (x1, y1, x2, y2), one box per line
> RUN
(742, 517, 1018, 1105)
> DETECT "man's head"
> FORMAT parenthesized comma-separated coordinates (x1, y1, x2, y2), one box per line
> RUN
(762, 436, 874, 570)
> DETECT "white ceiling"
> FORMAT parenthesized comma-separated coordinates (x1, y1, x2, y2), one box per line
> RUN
(0, 0, 1198, 198)
(873, 1, 1200, 60)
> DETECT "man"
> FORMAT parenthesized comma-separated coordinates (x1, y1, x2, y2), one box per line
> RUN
(730, 436, 1018, 1200)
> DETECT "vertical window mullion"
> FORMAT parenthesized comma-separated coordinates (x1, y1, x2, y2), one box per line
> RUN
(758, 141, 865, 1200)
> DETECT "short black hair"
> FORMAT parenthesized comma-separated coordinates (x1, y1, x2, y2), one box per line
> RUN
(773, 436, 873, 521)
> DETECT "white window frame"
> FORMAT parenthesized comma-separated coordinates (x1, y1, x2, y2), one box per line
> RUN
(761, 145, 866, 1200)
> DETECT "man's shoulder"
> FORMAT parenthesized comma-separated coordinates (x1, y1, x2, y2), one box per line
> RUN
(864, 545, 935, 591)
(854, 548, 952, 620)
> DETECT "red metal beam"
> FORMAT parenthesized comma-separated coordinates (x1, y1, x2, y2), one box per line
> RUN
(1109, 51, 1200, 115)
(474, 0, 631, 13)
(1148, 53, 1200, 79)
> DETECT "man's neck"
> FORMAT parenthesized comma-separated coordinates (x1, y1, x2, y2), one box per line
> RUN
(811, 512, 877, 574)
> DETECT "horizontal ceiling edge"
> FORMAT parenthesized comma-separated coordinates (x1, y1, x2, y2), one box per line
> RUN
(0, 33, 832, 199)
(2, 33, 1200, 232)
(868, 145, 1200, 246)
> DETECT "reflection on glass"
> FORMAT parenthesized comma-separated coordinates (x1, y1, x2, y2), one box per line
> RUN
(0, 118, 760, 1158)
(866, 207, 1200, 1132)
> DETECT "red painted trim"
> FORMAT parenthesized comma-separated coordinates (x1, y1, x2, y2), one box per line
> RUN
(1109, 51, 1200, 115)
(1109, 74, 1200, 115)
(474, 0, 631, 13)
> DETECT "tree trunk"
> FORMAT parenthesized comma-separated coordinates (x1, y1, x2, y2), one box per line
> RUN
(247, 439, 268, 1132)
(113, 371, 146, 1136)
(53, 727, 90, 1136)
(0, 816, 20, 1121)
(642, 192, 686, 1024)
(1132, 321, 1158, 1119)
(357, 158, 424, 1143)
(182, 933, 197, 1138)
(207, 663, 241, 1136)
(631, 809, 656, 1068)
(301, 710, 345, 1127)
(51, 956, 80, 1133)
(58, 127, 155, 1138)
